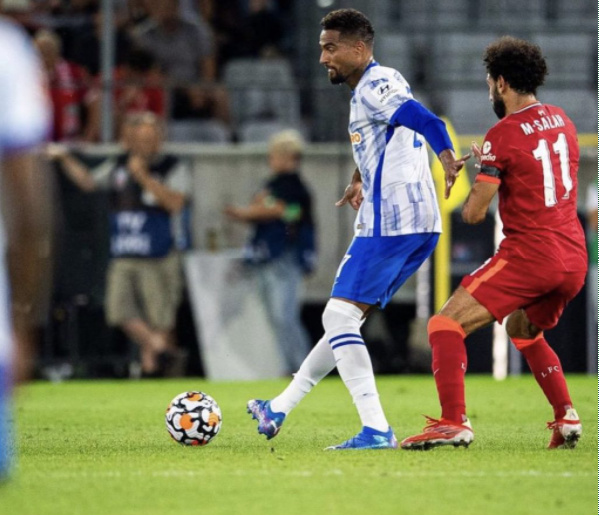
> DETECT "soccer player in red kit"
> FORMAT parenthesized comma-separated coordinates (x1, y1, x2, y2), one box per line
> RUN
(401, 36, 587, 450)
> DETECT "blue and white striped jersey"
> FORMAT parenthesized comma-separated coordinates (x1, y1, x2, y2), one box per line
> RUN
(349, 61, 441, 237)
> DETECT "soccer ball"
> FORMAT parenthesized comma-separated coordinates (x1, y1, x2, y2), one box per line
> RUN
(165, 391, 222, 446)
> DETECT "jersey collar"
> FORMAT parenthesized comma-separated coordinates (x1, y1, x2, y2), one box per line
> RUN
(513, 101, 542, 114)
(352, 60, 380, 95)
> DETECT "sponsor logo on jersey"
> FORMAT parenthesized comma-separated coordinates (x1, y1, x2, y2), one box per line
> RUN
(482, 141, 492, 154)
(350, 132, 362, 144)
(374, 82, 400, 104)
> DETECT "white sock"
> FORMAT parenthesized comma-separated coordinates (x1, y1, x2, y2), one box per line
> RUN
(323, 299, 389, 432)
(270, 335, 335, 415)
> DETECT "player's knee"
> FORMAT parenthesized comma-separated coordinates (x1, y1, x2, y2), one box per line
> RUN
(322, 298, 363, 338)
(427, 314, 466, 340)
(506, 310, 540, 340)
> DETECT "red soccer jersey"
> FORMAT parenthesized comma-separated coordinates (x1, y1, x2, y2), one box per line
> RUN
(48, 60, 87, 141)
(477, 102, 587, 272)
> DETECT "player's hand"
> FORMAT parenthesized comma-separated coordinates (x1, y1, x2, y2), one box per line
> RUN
(45, 143, 68, 161)
(127, 154, 149, 182)
(224, 205, 245, 221)
(336, 182, 363, 210)
(439, 149, 471, 199)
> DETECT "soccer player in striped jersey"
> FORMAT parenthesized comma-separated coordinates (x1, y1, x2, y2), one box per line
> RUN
(401, 36, 586, 450)
(247, 8, 468, 449)
(0, 17, 51, 479)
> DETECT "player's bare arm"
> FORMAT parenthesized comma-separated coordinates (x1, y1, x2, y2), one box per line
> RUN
(2, 152, 52, 381)
(47, 144, 97, 192)
(335, 167, 363, 210)
(461, 141, 499, 224)
(224, 191, 287, 222)
(462, 182, 499, 224)
(127, 155, 187, 213)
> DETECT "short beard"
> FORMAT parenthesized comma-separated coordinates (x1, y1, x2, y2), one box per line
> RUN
(329, 73, 347, 85)
(491, 87, 506, 119)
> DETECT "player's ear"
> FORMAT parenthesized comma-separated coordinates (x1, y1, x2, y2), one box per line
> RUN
(496, 75, 507, 93)
(354, 39, 366, 56)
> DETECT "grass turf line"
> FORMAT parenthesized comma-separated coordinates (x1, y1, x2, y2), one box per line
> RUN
(0, 375, 597, 515)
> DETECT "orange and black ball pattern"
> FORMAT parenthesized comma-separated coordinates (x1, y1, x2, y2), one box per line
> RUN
(165, 391, 222, 446)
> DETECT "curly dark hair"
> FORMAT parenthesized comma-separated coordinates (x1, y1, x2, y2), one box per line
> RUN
(320, 8, 375, 46)
(484, 36, 548, 95)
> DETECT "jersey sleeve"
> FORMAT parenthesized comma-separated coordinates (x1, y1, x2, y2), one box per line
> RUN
(359, 74, 413, 124)
(477, 126, 508, 185)
(0, 23, 50, 152)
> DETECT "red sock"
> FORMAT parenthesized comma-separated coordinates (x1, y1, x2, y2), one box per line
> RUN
(428, 315, 468, 423)
(512, 336, 572, 420)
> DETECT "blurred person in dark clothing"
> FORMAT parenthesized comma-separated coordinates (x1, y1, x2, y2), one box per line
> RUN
(69, 10, 133, 76)
(47, 113, 191, 377)
(84, 47, 166, 142)
(133, 0, 229, 124)
(244, 0, 285, 58)
(225, 129, 316, 373)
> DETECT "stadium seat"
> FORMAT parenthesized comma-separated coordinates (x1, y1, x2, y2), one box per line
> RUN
(238, 121, 307, 143)
(168, 120, 232, 143)
(377, 34, 415, 84)
(538, 89, 598, 133)
(374, 0, 471, 29)
(223, 58, 301, 126)
(477, 0, 544, 28)
(443, 89, 498, 135)
(532, 33, 595, 88)
(550, 0, 597, 29)
(430, 32, 501, 87)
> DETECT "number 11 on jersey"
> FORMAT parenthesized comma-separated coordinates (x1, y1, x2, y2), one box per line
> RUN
(532, 132, 573, 207)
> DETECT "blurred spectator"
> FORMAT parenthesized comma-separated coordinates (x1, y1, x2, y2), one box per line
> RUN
(132, 0, 229, 124)
(47, 113, 191, 377)
(244, 0, 284, 58)
(206, 0, 286, 68)
(34, 28, 89, 142)
(123, 0, 149, 27)
(26, 0, 99, 54)
(84, 47, 166, 142)
(69, 10, 133, 76)
(225, 130, 316, 373)
(201, 1, 246, 69)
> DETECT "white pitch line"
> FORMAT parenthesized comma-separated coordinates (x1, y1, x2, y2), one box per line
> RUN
(22, 469, 597, 480)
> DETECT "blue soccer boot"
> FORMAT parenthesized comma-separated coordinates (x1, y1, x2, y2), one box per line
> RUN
(325, 426, 398, 450)
(247, 399, 286, 440)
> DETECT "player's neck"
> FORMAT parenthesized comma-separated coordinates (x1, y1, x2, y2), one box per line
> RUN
(504, 93, 538, 116)
(346, 57, 375, 90)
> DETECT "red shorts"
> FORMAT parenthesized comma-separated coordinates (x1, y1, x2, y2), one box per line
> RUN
(460, 248, 586, 330)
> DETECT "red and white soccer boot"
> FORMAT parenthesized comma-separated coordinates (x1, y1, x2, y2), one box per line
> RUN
(547, 408, 582, 449)
(400, 416, 474, 450)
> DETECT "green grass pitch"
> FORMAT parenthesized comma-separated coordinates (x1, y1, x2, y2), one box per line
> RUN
(0, 375, 597, 514)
